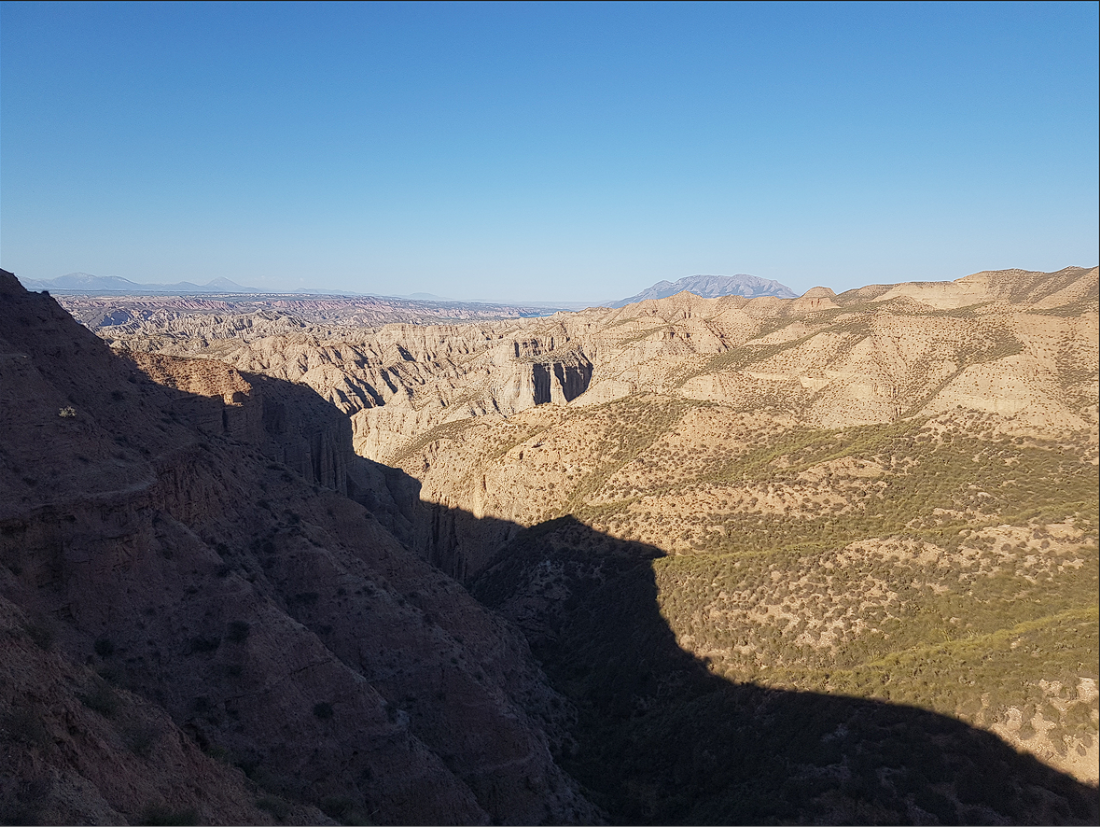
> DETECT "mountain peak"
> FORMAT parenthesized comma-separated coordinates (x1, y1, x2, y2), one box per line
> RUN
(203, 277, 250, 291)
(14, 273, 265, 295)
(610, 274, 797, 307)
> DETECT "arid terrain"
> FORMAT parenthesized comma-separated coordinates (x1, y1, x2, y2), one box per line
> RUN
(0, 273, 596, 825)
(55, 293, 557, 345)
(2, 266, 1098, 824)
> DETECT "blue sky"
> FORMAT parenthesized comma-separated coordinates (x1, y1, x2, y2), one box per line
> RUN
(2, 1, 1097, 303)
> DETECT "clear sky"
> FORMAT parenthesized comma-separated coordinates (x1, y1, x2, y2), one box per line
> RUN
(2, 1, 1097, 303)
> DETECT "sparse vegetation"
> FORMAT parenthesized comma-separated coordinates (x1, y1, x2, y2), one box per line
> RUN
(7, 266, 1094, 824)
(423, 284, 1099, 820)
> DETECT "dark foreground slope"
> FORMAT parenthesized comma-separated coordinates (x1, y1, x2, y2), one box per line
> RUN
(0, 270, 596, 825)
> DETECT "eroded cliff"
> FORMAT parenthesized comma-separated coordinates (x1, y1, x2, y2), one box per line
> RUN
(0, 270, 597, 825)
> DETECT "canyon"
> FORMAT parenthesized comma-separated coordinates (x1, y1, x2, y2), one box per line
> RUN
(3, 266, 1098, 824)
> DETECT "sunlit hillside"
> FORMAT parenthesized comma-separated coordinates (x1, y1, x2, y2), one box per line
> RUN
(75, 266, 1100, 822)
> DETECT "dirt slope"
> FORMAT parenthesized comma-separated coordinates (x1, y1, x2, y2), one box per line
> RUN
(0, 270, 597, 825)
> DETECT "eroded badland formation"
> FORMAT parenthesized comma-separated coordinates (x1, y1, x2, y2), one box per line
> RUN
(2, 266, 1098, 824)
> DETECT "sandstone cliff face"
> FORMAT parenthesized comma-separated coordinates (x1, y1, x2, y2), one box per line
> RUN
(122, 352, 355, 496)
(0, 271, 597, 825)
(93, 268, 1098, 472)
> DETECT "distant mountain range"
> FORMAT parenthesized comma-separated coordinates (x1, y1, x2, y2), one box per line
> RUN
(17, 274, 544, 306)
(609, 274, 797, 307)
(17, 274, 478, 303)
(17, 272, 267, 295)
(17, 271, 797, 308)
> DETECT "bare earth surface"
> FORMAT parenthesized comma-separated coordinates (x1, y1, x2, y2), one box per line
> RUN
(4, 266, 1098, 824)
(1, 272, 596, 825)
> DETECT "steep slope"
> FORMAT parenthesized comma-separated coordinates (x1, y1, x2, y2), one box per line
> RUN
(0, 270, 597, 824)
(1, 593, 326, 826)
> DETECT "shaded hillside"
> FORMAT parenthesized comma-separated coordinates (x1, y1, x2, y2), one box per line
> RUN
(0, 270, 596, 825)
(471, 516, 1098, 825)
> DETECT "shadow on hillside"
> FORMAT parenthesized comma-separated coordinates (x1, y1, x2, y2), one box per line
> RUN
(116, 344, 1099, 825)
(450, 514, 1096, 825)
(217, 368, 1099, 825)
